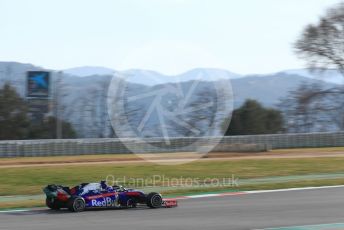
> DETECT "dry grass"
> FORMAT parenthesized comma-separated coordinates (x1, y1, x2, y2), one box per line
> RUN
(1, 156, 344, 196)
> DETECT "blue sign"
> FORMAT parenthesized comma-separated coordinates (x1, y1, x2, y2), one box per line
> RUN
(27, 71, 50, 98)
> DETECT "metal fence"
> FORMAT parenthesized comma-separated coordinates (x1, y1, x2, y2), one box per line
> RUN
(0, 131, 344, 157)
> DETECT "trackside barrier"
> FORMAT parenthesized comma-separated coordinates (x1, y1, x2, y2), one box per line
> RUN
(0, 132, 343, 157)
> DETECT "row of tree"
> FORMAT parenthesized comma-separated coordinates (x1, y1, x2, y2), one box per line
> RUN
(0, 80, 288, 139)
(2, 80, 340, 139)
(225, 100, 283, 135)
(0, 84, 76, 140)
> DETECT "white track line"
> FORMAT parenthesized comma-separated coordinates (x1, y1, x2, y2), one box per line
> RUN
(245, 185, 344, 194)
(0, 209, 31, 213)
(181, 185, 344, 199)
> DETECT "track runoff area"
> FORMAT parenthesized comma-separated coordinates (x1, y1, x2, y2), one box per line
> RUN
(1, 185, 344, 230)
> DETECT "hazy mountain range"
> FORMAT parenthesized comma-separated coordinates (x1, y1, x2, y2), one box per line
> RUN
(1, 61, 340, 107)
(63, 65, 343, 84)
(0, 62, 342, 137)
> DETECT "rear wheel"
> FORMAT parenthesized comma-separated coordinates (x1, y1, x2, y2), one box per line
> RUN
(146, 192, 162, 208)
(46, 198, 60, 210)
(68, 197, 85, 212)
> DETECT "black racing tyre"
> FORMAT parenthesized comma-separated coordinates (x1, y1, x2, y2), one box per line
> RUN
(46, 198, 60, 210)
(68, 197, 86, 212)
(146, 192, 162, 208)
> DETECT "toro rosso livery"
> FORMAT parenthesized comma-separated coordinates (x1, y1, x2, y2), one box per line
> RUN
(43, 181, 177, 212)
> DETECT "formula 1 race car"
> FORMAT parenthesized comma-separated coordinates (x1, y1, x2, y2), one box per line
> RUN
(43, 181, 177, 212)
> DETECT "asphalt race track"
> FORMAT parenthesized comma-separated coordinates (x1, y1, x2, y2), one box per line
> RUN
(1, 187, 344, 230)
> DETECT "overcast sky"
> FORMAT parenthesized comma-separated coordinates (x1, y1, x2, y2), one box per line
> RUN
(0, 0, 342, 75)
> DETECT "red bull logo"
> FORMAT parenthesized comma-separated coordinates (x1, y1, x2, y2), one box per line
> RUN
(91, 197, 116, 207)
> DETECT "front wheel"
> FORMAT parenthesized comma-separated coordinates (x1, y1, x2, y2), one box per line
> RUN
(146, 192, 162, 208)
(68, 197, 85, 212)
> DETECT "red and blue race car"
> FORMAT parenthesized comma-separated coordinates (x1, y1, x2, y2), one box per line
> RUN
(43, 181, 177, 212)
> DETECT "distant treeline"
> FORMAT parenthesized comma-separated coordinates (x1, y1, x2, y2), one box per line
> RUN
(224, 99, 284, 135)
(0, 84, 76, 140)
(0, 82, 342, 140)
